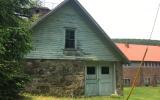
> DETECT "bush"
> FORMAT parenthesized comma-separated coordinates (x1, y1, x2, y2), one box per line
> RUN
(0, 72, 30, 100)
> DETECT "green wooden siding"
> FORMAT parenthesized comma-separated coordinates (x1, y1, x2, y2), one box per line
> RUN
(26, 3, 120, 61)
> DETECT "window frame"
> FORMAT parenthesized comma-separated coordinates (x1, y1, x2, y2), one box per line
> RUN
(101, 66, 109, 74)
(144, 77, 151, 85)
(123, 78, 131, 86)
(87, 66, 96, 75)
(65, 28, 76, 49)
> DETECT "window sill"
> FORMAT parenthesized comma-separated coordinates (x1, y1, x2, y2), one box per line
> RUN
(63, 48, 81, 56)
(63, 48, 77, 51)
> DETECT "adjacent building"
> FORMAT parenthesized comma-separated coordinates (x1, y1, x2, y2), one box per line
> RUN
(117, 43, 160, 86)
(29, 7, 51, 17)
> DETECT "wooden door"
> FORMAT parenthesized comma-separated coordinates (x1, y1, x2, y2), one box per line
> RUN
(85, 64, 113, 96)
(85, 66, 98, 96)
(98, 66, 113, 95)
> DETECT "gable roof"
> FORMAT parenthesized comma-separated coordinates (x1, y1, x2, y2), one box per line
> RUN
(117, 43, 160, 62)
(31, 0, 128, 63)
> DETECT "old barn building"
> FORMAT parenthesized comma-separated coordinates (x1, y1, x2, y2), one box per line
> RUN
(29, 7, 50, 18)
(24, 0, 128, 96)
(117, 43, 160, 86)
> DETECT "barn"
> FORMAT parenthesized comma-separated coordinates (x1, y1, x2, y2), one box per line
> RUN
(117, 43, 160, 86)
(24, 0, 128, 96)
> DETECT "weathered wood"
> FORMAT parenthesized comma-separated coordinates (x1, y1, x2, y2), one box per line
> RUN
(24, 0, 125, 96)
(26, 3, 120, 61)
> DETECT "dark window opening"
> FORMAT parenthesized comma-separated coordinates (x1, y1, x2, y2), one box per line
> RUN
(144, 78, 151, 86)
(65, 29, 75, 49)
(35, 9, 40, 13)
(87, 67, 95, 75)
(123, 79, 131, 86)
(101, 66, 109, 74)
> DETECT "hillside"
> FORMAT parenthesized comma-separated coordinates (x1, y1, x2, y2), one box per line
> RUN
(112, 39, 160, 45)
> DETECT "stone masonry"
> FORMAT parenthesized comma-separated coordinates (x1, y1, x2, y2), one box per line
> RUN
(115, 62, 123, 95)
(24, 60, 85, 96)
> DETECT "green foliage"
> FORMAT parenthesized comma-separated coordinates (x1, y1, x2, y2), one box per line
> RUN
(30, 14, 41, 23)
(113, 39, 160, 45)
(0, 28, 32, 60)
(0, 69, 30, 100)
(0, 0, 33, 99)
(0, 27, 32, 100)
(30, 0, 43, 7)
(0, 0, 32, 27)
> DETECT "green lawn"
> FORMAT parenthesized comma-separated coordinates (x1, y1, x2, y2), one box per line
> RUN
(23, 87, 160, 100)
(123, 87, 160, 100)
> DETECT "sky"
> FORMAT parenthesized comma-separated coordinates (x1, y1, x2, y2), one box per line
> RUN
(41, 0, 160, 40)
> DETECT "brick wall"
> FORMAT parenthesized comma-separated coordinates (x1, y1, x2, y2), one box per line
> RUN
(123, 61, 160, 86)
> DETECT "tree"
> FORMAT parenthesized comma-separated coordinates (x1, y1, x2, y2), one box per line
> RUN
(0, 0, 32, 99)
(30, 0, 43, 7)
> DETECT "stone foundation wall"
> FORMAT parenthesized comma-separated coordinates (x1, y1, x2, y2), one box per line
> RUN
(115, 62, 123, 95)
(24, 59, 85, 96)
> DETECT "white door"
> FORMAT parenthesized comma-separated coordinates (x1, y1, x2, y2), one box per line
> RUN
(85, 64, 113, 96)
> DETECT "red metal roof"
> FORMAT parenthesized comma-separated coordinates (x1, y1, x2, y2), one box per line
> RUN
(116, 43, 160, 62)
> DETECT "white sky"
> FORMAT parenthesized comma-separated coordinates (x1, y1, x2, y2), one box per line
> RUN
(42, 0, 160, 40)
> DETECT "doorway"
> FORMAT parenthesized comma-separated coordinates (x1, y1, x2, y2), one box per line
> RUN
(85, 64, 114, 96)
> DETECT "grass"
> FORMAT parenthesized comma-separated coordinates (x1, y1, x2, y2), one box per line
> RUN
(23, 95, 120, 100)
(123, 87, 160, 100)
(23, 87, 160, 100)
